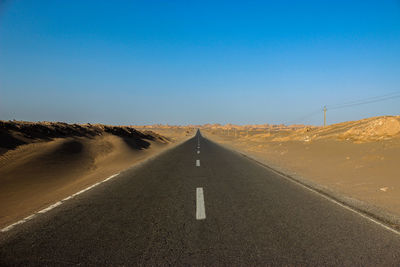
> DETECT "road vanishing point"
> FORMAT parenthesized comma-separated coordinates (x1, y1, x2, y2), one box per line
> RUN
(1, 130, 400, 265)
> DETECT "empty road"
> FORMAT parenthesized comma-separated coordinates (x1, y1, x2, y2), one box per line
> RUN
(1, 131, 400, 265)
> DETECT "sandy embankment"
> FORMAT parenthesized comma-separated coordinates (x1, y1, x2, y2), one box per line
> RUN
(133, 125, 195, 143)
(202, 116, 400, 218)
(0, 121, 194, 228)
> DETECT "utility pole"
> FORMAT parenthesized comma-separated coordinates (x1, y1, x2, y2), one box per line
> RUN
(323, 106, 327, 127)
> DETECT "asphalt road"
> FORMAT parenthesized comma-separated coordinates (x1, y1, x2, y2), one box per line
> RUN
(1, 130, 400, 265)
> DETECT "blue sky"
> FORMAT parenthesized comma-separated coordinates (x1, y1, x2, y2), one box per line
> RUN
(1, 0, 399, 125)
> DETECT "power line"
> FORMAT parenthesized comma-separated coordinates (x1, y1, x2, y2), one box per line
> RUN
(287, 91, 400, 125)
(327, 91, 400, 110)
(327, 91, 400, 108)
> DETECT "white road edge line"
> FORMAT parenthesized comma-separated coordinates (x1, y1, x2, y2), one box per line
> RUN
(196, 159, 200, 167)
(1, 172, 120, 233)
(0, 214, 37, 232)
(265, 165, 400, 236)
(37, 201, 62, 214)
(196, 187, 206, 220)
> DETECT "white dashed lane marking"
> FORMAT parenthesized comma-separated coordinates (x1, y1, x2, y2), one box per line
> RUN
(196, 187, 206, 220)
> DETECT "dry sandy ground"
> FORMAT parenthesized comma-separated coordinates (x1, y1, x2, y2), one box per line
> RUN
(133, 126, 195, 143)
(0, 121, 194, 228)
(202, 116, 400, 218)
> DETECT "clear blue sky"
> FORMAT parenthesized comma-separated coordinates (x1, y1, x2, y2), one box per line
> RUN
(1, 0, 399, 125)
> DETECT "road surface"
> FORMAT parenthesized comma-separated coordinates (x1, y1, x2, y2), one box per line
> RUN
(1, 130, 400, 265)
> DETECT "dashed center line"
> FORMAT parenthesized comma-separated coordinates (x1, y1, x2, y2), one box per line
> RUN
(196, 159, 200, 167)
(196, 187, 206, 220)
(197, 150, 200, 154)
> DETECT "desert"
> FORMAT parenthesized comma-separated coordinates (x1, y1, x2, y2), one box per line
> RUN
(201, 115, 400, 223)
(0, 120, 194, 228)
(2, 1, 400, 264)
(2, 116, 400, 229)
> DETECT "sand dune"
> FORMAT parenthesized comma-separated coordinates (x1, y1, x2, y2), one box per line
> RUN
(0, 121, 193, 228)
(133, 125, 195, 142)
(201, 116, 400, 143)
(3, 116, 400, 227)
(266, 116, 400, 143)
(0, 120, 170, 154)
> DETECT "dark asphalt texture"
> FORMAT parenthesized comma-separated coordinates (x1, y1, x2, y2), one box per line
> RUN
(1, 131, 400, 266)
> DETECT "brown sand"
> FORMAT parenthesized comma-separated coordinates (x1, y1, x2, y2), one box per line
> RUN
(133, 126, 195, 142)
(0, 121, 194, 228)
(3, 116, 399, 227)
(202, 116, 400, 216)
